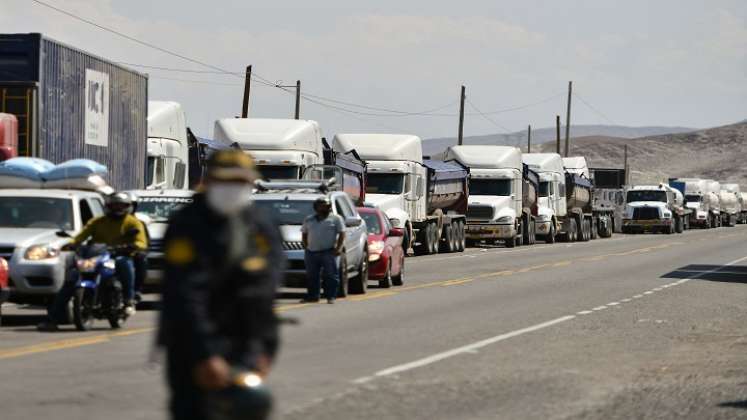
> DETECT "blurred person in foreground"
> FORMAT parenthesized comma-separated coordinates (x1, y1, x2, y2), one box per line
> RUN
(158, 149, 284, 420)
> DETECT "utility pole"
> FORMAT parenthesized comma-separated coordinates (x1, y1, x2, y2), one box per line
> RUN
(295, 80, 301, 120)
(555, 115, 561, 154)
(241, 65, 252, 118)
(458, 85, 466, 145)
(624, 144, 629, 185)
(527, 125, 532, 153)
(564, 80, 573, 157)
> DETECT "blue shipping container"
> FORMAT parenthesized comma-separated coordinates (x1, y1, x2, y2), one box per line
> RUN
(0, 33, 148, 190)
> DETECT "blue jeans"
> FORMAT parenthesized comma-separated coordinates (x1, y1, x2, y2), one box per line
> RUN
(50, 255, 135, 323)
(304, 250, 339, 300)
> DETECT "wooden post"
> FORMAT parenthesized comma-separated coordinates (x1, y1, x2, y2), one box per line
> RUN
(565, 81, 572, 156)
(555, 115, 561, 154)
(624, 144, 629, 185)
(294, 80, 301, 119)
(241, 65, 252, 118)
(527, 124, 532, 153)
(458, 85, 466, 145)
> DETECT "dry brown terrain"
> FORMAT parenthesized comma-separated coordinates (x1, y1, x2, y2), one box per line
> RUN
(538, 121, 747, 186)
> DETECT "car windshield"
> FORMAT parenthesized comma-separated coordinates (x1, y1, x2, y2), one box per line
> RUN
(627, 190, 667, 203)
(360, 212, 382, 235)
(0, 197, 74, 230)
(366, 174, 405, 195)
(253, 199, 315, 225)
(136, 197, 193, 221)
(257, 165, 300, 181)
(470, 179, 512, 196)
(685, 194, 701, 203)
(539, 181, 550, 197)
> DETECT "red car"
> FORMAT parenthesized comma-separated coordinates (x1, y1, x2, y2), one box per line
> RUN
(357, 207, 406, 288)
(0, 257, 8, 326)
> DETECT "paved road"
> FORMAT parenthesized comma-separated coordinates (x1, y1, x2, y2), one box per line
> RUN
(1, 226, 746, 419)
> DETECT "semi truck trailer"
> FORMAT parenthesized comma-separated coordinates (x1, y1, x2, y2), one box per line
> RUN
(704, 180, 723, 227)
(0, 33, 148, 190)
(720, 184, 741, 226)
(146, 101, 189, 190)
(445, 146, 534, 247)
(590, 167, 626, 234)
(214, 118, 324, 180)
(333, 134, 468, 255)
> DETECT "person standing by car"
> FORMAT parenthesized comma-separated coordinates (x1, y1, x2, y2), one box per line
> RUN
(37, 192, 147, 331)
(301, 197, 346, 304)
(158, 149, 284, 420)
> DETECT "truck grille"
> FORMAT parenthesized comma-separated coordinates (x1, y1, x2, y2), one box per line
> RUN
(0, 246, 14, 260)
(633, 207, 660, 220)
(282, 241, 304, 251)
(467, 205, 494, 221)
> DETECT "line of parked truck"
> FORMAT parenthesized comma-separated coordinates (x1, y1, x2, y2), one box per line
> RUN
(1, 32, 746, 322)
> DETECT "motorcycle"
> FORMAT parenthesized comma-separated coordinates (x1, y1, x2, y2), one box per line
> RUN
(69, 243, 130, 331)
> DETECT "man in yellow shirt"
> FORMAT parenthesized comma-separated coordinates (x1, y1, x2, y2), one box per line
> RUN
(38, 193, 148, 331)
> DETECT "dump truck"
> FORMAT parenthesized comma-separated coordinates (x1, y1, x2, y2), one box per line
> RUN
(590, 168, 626, 234)
(445, 146, 534, 247)
(332, 134, 468, 255)
(0, 33, 148, 190)
(214, 118, 324, 180)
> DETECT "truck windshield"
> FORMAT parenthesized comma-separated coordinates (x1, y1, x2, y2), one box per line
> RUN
(136, 197, 193, 222)
(0, 197, 74, 230)
(685, 194, 701, 203)
(366, 174, 405, 194)
(539, 182, 551, 197)
(257, 165, 300, 181)
(253, 199, 315, 225)
(469, 179, 512, 196)
(626, 190, 667, 203)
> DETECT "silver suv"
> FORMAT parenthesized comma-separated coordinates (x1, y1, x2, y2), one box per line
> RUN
(253, 182, 369, 296)
(0, 189, 105, 304)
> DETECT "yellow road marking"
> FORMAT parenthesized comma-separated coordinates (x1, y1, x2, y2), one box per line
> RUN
(441, 279, 474, 287)
(348, 291, 398, 301)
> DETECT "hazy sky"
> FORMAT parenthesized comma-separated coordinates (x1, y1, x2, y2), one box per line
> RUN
(3, 0, 745, 138)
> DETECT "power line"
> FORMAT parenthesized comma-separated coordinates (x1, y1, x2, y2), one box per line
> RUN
(573, 92, 616, 125)
(465, 97, 512, 133)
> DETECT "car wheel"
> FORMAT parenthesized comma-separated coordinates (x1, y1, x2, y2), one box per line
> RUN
(392, 256, 404, 286)
(336, 253, 349, 298)
(379, 262, 392, 288)
(349, 250, 368, 295)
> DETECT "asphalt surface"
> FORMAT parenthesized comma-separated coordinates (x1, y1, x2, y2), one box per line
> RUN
(1, 226, 746, 420)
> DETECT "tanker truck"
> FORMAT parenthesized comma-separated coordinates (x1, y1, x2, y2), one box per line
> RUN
(522, 153, 597, 242)
(704, 180, 723, 227)
(674, 178, 712, 228)
(741, 192, 747, 224)
(332, 134, 468, 255)
(445, 146, 536, 247)
(720, 184, 741, 227)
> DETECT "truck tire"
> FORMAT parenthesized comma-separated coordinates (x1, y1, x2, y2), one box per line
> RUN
(675, 216, 684, 233)
(429, 224, 439, 254)
(456, 221, 466, 252)
(591, 218, 599, 240)
(580, 219, 590, 242)
(568, 218, 577, 242)
(440, 224, 454, 253)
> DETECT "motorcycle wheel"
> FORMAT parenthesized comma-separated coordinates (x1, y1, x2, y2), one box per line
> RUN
(73, 287, 94, 331)
(107, 283, 124, 329)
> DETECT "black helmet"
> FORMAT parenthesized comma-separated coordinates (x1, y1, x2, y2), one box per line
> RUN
(205, 372, 273, 420)
(106, 192, 133, 217)
(313, 196, 331, 210)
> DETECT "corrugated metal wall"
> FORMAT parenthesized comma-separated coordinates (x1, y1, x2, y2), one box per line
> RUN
(37, 36, 147, 190)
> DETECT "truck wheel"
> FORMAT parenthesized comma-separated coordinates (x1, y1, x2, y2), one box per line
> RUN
(440, 224, 454, 253)
(450, 224, 459, 252)
(591, 219, 599, 240)
(580, 219, 590, 242)
(455, 221, 466, 251)
(426, 224, 437, 254)
(569, 219, 577, 242)
(675, 216, 683, 233)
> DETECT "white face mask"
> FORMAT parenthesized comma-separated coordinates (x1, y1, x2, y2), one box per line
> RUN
(205, 183, 253, 216)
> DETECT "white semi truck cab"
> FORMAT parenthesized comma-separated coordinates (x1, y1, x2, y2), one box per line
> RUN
(677, 178, 712, 228)
(147, 101, 189, 190)
(214, 118, 323, 180)
(333, 134, 468, 255)
(445, 146, 524, 247)
(522, 153, 567, 242)
(623, 184, 683, 234)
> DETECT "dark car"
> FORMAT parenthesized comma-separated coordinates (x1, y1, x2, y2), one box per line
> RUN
(0, 257, 9, 325)
(357, 207, 405, 288)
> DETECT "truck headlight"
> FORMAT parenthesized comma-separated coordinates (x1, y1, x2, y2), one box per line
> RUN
(537, 215, 550, 222)
(24, 244, 60, 261)
(496, 216, 513, 223)
(662, 211, 672, 219)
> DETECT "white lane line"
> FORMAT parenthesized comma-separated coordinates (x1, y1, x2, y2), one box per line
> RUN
(632, 294, 644, 299)
(592, 306, 607, 311)
(607, 302, 620, 306)
(621, 298, 632, 303)
(352, 315, 575, 384)
(643, 291, 654, 295)
(576, 310, 593, 315)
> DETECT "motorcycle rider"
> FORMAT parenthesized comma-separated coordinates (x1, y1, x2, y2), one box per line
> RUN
(158, 149, 284, 420)
(37, 192, 148, 331)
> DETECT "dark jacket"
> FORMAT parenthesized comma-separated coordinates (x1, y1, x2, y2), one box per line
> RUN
(158, 194, 284, 369)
